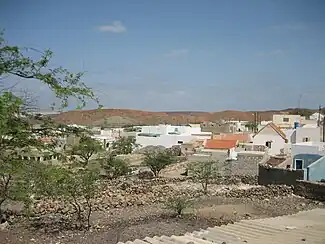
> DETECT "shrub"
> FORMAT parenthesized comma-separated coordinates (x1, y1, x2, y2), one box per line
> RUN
(164, 196, 193, 216)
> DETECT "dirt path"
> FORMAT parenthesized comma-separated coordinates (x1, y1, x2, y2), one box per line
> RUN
(0, 195, 322, 244)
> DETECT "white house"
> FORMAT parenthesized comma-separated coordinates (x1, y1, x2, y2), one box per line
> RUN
(272, 114, 304, 129)
(290, 127, 321, 144)
(310, 112, 324, 121)
(252, 122, 287, 155)
(136, 124, 212, 148)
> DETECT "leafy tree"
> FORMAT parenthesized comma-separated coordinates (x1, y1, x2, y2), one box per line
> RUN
(71, 135, 103, 167)
(163, 196, 193, 216)
(245, 122, 258, 132)
(142, 150, 176, 177)
(0, 32, 100, 221)
(188, 161, 220, 194)
(100, 154, 130, 179)
(111, 136, 138, 155)
(33, 166, 99, 229)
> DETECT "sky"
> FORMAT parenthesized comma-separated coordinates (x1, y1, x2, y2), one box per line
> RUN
(1, 0, 325, 111)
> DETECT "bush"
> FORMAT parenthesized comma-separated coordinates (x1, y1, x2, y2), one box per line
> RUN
(137, 170, 154, 179)
(188, 161, 220, 194)
(101, 155, 130, 179)
(163, 196, 193, 216)
(142, 150, 176, 177)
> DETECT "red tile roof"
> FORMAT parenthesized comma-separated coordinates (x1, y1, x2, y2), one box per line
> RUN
(204, 139, 237, 150)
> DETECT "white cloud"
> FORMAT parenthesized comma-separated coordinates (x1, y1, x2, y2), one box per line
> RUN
(272, 23, 307, 31)
(164, 49, 189, 57)
(255, 49, 287, 57)
(97, 21, 126, 33)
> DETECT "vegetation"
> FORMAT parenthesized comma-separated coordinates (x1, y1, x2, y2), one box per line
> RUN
(188, 161, 220, 194)
(111, 136, 138, 155)
(0, 32, 100, 226)
(245, 122, 258, 132)
(71, 135, 103, 167)
(288, 108, 314, 119)
(142, 150, 176, 177)
(100, 154, 130, 179)
(33, 166, 99, 229)
(163, 196, 193, 216)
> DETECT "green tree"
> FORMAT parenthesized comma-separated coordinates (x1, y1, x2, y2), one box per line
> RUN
(33, 166, 99, 229)
(143, 150, 176, 177)
(100, 154, 130, 179)
(0, 32, 100, 220)
(188, 161, 220, 194)
(245, 122, 258, 132)
(71, 135, 103, 167)
(111, 136, 138, 155)
(163, 196, 193, 216)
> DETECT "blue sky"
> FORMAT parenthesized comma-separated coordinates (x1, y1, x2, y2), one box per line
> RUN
(1, 0, 325, 111)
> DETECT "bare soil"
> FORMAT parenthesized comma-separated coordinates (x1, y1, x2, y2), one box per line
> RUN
(0, 194, 322, 244)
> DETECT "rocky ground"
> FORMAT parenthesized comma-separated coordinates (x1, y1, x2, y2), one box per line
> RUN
(0, 178, 324, 244)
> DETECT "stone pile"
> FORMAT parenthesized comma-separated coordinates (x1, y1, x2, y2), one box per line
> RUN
(32, 178, 293, 216)
(220, 185, 293, 200)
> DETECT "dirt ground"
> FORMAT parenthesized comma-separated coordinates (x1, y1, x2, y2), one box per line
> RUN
(0, 194, 323, 244)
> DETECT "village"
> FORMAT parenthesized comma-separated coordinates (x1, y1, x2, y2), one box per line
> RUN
(3, 109, 323, 244)
(1, 1, 325, 243)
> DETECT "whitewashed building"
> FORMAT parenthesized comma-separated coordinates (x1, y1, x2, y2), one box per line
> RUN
(136, 124, 212, 148)
(252, 122, 287, 155)
(272, 114, 304, 129)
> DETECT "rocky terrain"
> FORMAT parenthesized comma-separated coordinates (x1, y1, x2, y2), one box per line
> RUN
(53, 108, 313, 126)
(1, 176, 324, 244)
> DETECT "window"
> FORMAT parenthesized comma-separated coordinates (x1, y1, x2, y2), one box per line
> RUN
(265, 141, 272, 148)
(177, 141, 183, 144)
(285, 139, 288, 143)
(302, 137, 310, 142)
(283, 118, 289, 122)
(295, 159, 304, 169)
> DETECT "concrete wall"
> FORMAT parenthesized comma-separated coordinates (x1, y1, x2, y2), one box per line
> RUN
(294, 180, 325, 201)
(307, 156, 325, 181)
(291, 142, 325, 156)
(238, 143, 266, 152)
(258, 164, 304, 186)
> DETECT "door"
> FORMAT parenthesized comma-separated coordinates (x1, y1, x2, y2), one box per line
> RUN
(295, 159, 304, 170)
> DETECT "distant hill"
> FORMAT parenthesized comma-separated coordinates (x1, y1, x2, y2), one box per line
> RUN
(53, 108, 318, 126)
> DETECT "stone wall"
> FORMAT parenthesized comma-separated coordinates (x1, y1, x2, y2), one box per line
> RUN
(294, 180, 325, 202)
(258, 164, 304, 186)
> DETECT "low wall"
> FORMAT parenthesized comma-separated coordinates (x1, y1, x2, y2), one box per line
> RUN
(258, 164, 304, 186)
(294, 180, 325, 201)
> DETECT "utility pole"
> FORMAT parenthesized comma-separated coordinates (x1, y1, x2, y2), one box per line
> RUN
(318, 105, 321, 127)
(322, 106, 325, 142)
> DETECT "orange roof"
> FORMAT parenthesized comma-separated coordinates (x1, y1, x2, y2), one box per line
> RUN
(204, 139, 237, 150)
(254, 122, 286, 139)
(213, 133, 251, 142)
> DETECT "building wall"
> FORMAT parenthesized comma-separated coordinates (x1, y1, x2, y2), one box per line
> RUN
(136, 134, 195, 148)
(140, 125, 201, 135)
(201, 122, 235, 134)
(307, 156, 325, 181)
(272, 114, 303, 129)
(253, 126, 285, 155)
(291, 143, 325, 157)
(291, 127, 321, 144)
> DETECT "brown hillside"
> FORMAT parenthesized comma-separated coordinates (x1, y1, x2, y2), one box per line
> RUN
(52, 108, 316, 126)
